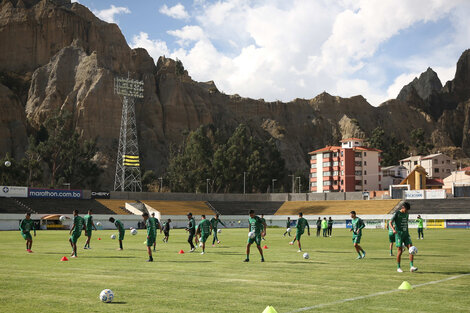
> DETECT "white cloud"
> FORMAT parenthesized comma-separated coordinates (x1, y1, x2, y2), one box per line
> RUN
(167, 26, 205, 46)
(93, 5, 130, 24)
(159, 3, 190, 20)
(130, 32, 170, 60)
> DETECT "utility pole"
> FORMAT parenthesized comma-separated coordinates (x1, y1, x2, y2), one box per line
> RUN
(206, 179, 210, 194)
(272, 179, 277, 193)
(296, 177, 301, 193)
(244, 172, 246, 194)
(288, 174, 294, 193)
(158, 177, 163, 192)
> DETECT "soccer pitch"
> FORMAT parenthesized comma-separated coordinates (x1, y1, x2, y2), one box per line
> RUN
(1, 228, 469, 313)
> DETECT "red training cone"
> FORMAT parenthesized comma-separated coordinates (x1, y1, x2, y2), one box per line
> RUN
(61, 256, 69, 261)
(98, 238, 101, 240)
(263, 245, 268, 249)
(178, 249, 185, 254)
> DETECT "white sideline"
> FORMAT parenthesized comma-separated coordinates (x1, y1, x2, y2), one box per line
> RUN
(287, 273, 470, 313)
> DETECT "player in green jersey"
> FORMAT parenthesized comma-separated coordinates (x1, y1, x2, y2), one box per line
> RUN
(416, 215, 424, 239)
(283, 217, 291, 237)
(260, 214, 267, 240)
(321, 217, 328, 237)
(142, 212, 160, 262)
(350, 211, 366, 259)
(387, 220, 395, 256)
(196, 215, 212, 254)
(19, 212, 36, 253)
(289, 212, 310, 252)
(390, 202, 418, 273)
(150, 213, 161, 251)
(83, 209, 97, 249)
(69, 210, 85, 258)
(185, 213, 196, 252)
(109, 217, 125, 250)
(327, 217, 333, 237)
(210, 214, 226, 246)
(244, 210, 267, 262)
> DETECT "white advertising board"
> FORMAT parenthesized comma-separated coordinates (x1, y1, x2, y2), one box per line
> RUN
(0, 186, 28, 198)
(404, 190, 425, 199)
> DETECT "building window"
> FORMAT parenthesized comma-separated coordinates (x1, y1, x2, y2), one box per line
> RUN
(364, 161, 367, 166)
(434, 168, 439, 173)
(333, 180, 338, 185)
(311, 182, 317, 187)
(355, 171, 362, 176)
(379, 175, 381, 181)
(311, 155, 315, 159)
(323, 181, 331, 186)
(333, 171, 339, 176)
(341, 161, 344, 166)
(364, 170, 367, 175)
(333, 152, 338, 157)
(341, 170, 344, 175)
(323, 152, 331, 158)
(311, 164, 315, 168)
(434, 159, 438, 164)
(323, 162, 331, 167)
(323, 172, 331, 176)
(364, 152, 367, 156)
(355, 161, 362, 166)
(446, 169, 451, 173)
(355, 142, 359, 145)
(355, 152, 362, 157)
(414, 161, 418, 165)
(341, 180, 344, 185)
(447, 160, 450, 164)
(364, 180, 367, 184)
(355, 180, 362, 186)
(341, 151, 344, 157)
(333, 161, 339, 166)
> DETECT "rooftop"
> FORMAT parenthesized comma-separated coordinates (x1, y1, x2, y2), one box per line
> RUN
(340, 137, 365, 142)
(308, 146, 341, 154)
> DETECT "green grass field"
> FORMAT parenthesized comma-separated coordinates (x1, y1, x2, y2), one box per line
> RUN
(1, 228, 469, 313)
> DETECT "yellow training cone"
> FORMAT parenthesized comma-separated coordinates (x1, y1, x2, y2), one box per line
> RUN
(398, 281, 413, 290)
(262, 306, 278, 313)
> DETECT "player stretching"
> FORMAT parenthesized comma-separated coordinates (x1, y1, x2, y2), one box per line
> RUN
(350, 211, 366, 259)
(390, 202, 418, 273)
(109, 217, 125, 250)
(142, 213, 159, 262)
(83, 209, 97, 249)
(283, 217, 291, 237)
(185, 213, 196, 252)
(20, 212, 36, 253)
(210, 214, 226, 246)
(387, 220, 395, 256)
(197, 215, 212, 254)
(69, 210, 84, 258)
(162, 219, 171, 243)
(416, 215, 424, 239)
(244, 210, 267, 262)
(289, 212, 310, 252)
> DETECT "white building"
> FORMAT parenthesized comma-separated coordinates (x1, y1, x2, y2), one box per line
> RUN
(443, 167, 470, 189)
(399, 153, 456, 180)
(381, 165, 407, 190)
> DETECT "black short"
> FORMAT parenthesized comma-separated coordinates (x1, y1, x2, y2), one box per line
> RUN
(164, 231, 169, 237)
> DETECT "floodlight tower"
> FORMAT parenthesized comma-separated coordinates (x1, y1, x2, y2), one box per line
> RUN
(113, 75, 144, 192)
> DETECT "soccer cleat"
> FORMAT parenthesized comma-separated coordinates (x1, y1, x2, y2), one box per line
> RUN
(71, 255, 77, 258)
(410, 266, 418, 272)
(261, 259, 265, 262)
(147, 259, 153, 262)
(289, 242, 294, 245)
(83, 246, 88, 249)
(390, 253, 394, 256)
(212, 244, 215, 247)
(201, 251, 205, 255)
(297, 249, 302, 253)
(397, 268, 403, 273)
(189, 248, 195, 253)
(362, 251, 366, 258)
(243, 259, 250, 262)
(27, 249, 33, 253)
(356, 255, 363, 259)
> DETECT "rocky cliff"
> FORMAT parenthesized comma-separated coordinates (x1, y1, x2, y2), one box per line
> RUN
(1, 0, 469, 188)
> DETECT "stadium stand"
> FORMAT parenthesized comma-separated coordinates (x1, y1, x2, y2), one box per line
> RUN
(209, 201, 284, 215)
(392, 199, 470, 214)
(275, 200, 400, 215)
(0, 198, 35, 214)
(14, 198, 116, 215)
(96, 200, 135, 215)
(142, 201, 214, 215)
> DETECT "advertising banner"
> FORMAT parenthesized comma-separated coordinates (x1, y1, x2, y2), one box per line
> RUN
(404, 190, 425, 199)
(446, 220, 470, 229)
(426, 219, 445, 229)
(425, 189, 446, 199)
(345, 219, 352, 229)
(91, 191, 111, 199)
(0, 186, 28, 198)
(28, 188, 82, 199)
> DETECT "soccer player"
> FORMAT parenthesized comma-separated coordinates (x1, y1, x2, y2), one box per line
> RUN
(83, 209, 97, 249)
(161, 219, 171, 243)
(260, 214, 267, 240)
(185, 212, 196, 252)
(390, 202, 418, 273)
(150, 213, 161, 251)
(387, 220, 395, 256)
(321, 217, 328, 237)
(69, 210, 84, 258)
(316, 217, 321, 237)
(210, 214, 226, 246)
(244, 210, 267, 262)
(289, 212, 310, 252)
(416, 215, 424, 239)
(196, 215, 212, 254)
(350, 211, 366, 259)
(109, 217, 125, 250)
(19, 212, 36, 253)
(283, 217, 291, 237)
(142, 212, 159, 262)
(327, 217, 333, 237)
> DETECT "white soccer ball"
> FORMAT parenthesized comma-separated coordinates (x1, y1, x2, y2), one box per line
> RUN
(111, 234, 116, 240)
(4, 161, 11, 167)
(303, 252, 310, 259)
(131, 229, 138, 235)
(409, 246, 418, 255)
(96, 222, 102, 227)
(130, 227, 135, 230)
(217, 229, 222, 233)
(248, 231, 255, 239)
(99, 289, 114, 303)
(59, 215, 66, 222)
(287, 228, 291, 232)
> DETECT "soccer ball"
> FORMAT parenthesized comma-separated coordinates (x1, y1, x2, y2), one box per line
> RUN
(130, 227, 135, 230)
(303, 252, 310, 259)
(217, 229, 222, 233)
(286, 228, 291, 232)
(96, 222, 102, 227)
(199, 241, 203, 247)
(99, 289, 114, 303)
(409, 246, 418, 255)
(111, 234, 116, 240)
(4, 160, 11, 167)
(248, 231, 255, 239)
(59, 215, 66, 222)
(131, 229, 138, 235)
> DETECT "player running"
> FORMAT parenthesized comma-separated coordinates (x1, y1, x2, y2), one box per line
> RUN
(210, 214, 226, 246)
(289, 212, 310, 252)
(196, 215, 212, 254)
(244, 210, 267, 262)
(283, 217, 291, 237)
(19, 212, 36, 253)
(327, 217, 333, 237)
(390, 202, 418, 273)
(142, 212, 159, 262)
(109, 217, 125, 250)
(185, 213, 196, 252)
(387, 220, 395, 256)
(83, 209, 97, 249)
(69, 210, 85, 258)
(416, 215, 424, 239)
(161, 219, 171, 243)
(350, 211, 366, 259)
(260, 214, 267, 240)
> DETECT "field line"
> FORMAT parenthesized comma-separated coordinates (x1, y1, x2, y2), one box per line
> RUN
(287, 273, 470, 313)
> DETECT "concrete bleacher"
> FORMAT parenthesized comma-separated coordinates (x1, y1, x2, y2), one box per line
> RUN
(399, 199, 470, 214)
(15, 198, 116, 215)
(275, 200, 400, 215)
(209, 201, 284, 215)
(142, 201, 214, 215)
(0, 198, 34, 214)
(96, 200, 133, 215)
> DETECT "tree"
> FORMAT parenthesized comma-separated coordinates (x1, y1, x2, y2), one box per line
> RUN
(410, 128, 434, 155)
(368, 127, 409, 166)
(142, 170, 158, 192)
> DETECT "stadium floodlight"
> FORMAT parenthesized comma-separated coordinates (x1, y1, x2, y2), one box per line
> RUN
(113, 75, 144, 192)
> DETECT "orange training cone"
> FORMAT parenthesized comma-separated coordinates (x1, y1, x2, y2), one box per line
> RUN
(263, 245, 268, 249)
(98, 238, 101, 240)
(61, 256, 69, 261)
(178, 249, 185, 254)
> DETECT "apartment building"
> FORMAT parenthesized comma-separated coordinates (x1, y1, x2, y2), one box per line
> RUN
(399, 153, 456, 180)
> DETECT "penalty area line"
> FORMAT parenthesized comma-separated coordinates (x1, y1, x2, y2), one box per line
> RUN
(287, 273, 470, 313)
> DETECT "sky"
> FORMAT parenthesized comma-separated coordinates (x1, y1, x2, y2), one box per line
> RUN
(71, 0, 470, 106)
